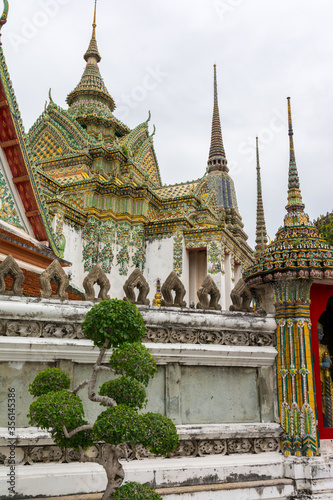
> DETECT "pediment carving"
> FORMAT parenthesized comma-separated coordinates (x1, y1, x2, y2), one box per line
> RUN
(83, 264, 110, 302)
(229, 278, 253, 312)
(0, 255, 24, 296)
(123, 268, 150, 305)
(196, 275, 221, 310)
(39, 260, 69, 300)
(161, 271, 186, 308)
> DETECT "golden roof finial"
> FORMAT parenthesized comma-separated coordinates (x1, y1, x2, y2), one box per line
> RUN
(92, 0, 97, 39)
(83, 0, 101, 63)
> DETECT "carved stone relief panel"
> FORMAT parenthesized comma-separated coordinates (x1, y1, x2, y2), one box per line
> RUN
(1, 320, 82, 339)
(0, 438, 280, 465)
(144, 327, 274, 347)
(6, 321, 41, 337)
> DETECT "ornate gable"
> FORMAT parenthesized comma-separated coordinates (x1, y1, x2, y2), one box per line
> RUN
(0, 149, 27, 230)
(135, 136, 161, 187)
(27, 103, 95, 163)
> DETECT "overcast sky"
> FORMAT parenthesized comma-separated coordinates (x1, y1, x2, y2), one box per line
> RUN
(2, 0, 333, 247)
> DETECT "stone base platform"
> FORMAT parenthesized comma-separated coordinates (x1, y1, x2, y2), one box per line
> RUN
(31, 479, 294, 500)
(0, 453, 292, 499)
(3, 453, 333, 499)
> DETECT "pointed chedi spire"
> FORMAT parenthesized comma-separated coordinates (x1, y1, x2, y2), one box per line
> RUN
(285, 97, 305, 213)
(84, 0, 101, 63)
(208, 65, 228, 173)
(67, 0, 117, 132)
(254, 137, 268, 258)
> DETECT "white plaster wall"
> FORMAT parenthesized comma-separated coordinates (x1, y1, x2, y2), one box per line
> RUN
(61, 222, 85, 292)
(108, 265, 128, 300)
(145, 237, 174, 303)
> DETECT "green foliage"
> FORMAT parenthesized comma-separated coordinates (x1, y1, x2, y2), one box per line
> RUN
(81, 299, 145, 348)
(93, 405, 143, 445)
(113, 482, 162, 500)
(27, 301, 179, 497)
(99, 377, 147, 410)
(140, 413, 179, 456)
(29, 368, 70, 397)
(109, 342, 157, 387)
(28, 390, 93, 450)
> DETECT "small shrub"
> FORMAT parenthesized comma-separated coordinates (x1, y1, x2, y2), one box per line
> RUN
(113, 481, 162, 500)
(81, 299, 145, 348)
(28, 390, 93, 449)
(109, 342, 157, 387)
(99, 377, 147, 410)
(140, 413, 180, 456)
(29, 368, 70, 396)
(93, 405, 143, 445)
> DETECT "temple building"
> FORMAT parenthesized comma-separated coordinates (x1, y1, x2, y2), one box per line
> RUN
(21, 4, 253, 309)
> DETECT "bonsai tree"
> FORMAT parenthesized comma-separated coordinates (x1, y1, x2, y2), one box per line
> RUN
(28, 299, 179, 500)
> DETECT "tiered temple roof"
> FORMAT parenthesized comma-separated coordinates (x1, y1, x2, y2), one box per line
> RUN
(0, 1, 254, 275)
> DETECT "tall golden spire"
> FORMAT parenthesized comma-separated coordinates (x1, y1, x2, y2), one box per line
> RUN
(67, 0, 115, 113)
(207, 65, 228, 173)
(285, 97, 305, 213)
(92, 0, 97, 39)
(255, 137, 268, 258)
(84, 0, 101, 63)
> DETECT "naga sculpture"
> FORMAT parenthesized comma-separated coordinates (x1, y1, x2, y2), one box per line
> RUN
(83, 264, 110, 302)
(39, 260, 69, 300)
(161, 271, 186, 308)
(0, 254, 24, 296)
(196, 275, 221, 310)
(123, 268, 150, 306)
(229, 278, 253, 312)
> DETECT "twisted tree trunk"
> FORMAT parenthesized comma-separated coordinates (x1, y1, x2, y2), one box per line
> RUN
(100, 444, 125, 500)
(79, 444, 124, 500)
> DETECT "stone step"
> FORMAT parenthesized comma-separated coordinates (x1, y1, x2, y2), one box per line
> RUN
(29, 479, 295, 500)
(0, 453, 287, 498)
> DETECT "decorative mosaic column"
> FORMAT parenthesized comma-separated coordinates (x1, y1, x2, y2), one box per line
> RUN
(274, 280, 318, 457)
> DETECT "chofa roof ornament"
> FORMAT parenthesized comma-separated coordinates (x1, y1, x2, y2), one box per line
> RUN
(0, 0, 9, 41)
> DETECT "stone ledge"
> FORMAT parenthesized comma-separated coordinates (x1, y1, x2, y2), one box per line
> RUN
(156, 478, 294, 494)
(0, 337, 277, 366)
(0, 454, 286, 497)
(27, 479, 295, 500)
(0, 423, 283, 446)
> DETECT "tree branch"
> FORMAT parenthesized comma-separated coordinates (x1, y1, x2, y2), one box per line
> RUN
(95, 366, 113, 373)
(88, 341, 117, 407)
(72, 380, 89, 394)
(62, 424, 93, 439)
